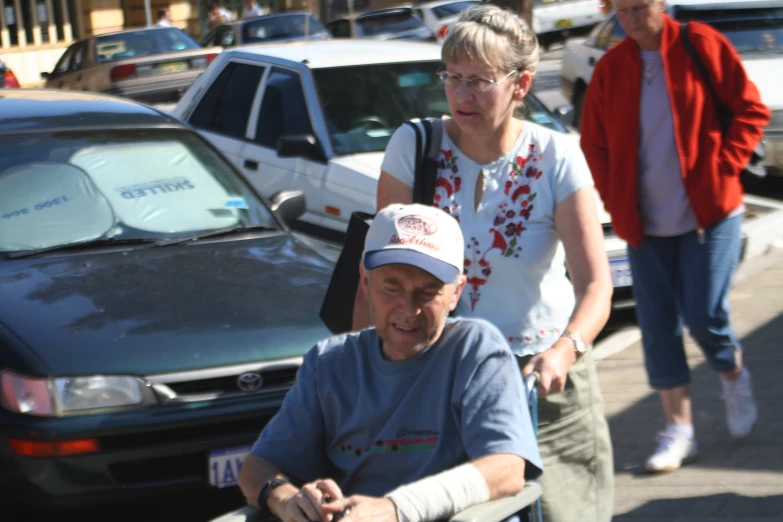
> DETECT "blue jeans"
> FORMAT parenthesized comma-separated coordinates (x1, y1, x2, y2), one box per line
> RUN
(627, 215, 743, 390)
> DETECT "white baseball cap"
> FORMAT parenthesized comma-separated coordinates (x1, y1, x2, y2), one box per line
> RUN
(363, 203, 464, 283)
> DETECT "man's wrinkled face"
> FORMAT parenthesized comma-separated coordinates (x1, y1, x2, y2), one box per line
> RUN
(615, 0, 666, 45)
(362, 263, 465, 361)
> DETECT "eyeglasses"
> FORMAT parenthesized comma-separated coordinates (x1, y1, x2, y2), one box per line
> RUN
(437, 69, 519, 93)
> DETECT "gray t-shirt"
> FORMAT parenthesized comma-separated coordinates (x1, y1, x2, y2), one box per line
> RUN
(251, 318, 543, 497)
(637, 49, 699, 236)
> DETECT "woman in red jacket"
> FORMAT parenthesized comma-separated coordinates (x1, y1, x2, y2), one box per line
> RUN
(580, 0, 770, 473)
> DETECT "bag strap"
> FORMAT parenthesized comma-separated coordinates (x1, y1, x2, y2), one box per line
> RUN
(404, 118, 443, 205)
(404, 120, 426, 203)
(680, 23, 730, 132)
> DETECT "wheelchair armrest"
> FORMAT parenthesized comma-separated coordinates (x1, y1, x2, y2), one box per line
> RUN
(206, 505, 266, 522)
(207, 481, 542, 522)
(448, 481, 542, 522)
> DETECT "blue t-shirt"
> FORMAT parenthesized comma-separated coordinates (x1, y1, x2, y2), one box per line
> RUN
(251, 318, 543, 496)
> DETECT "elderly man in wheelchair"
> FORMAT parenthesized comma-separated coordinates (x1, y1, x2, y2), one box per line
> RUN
(236, 204, 543, 522)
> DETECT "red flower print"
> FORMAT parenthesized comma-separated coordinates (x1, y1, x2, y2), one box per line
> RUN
(511, 185, 530, 203)
(464, 258, 471, 267)
(535, 170, 543, 179)
(442, 149, 452, 161)
(493, 215, 506, 226)
(525, 165, 537, 178)
(504, 180, 513, 195)
(479, 259, 488, 267)
(488, 229, 508, 253)
(481, 268, 491, 277)
(435, 177, 453, 197)
(520, 205, 534, 219)
(434, 194, 442, 203)
(454, 177, 461, 192)
(515, 155, 530, 168)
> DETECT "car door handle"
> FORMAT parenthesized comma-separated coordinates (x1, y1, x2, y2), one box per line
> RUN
(588, 56, 596, 67)
(244, 160, 259, 171)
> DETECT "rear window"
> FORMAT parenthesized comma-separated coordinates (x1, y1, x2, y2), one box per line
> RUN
(357, 12, 424, 36)
(242, 14, 328, 43)
(432, 1, 480, 20)
(96, 29, 201, 64)
(674, 6, 783, 54)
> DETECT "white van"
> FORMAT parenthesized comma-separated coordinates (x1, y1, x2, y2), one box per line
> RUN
(533, 0, 606, 49)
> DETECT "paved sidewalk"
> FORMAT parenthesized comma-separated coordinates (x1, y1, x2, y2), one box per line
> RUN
(598, 249, 783, 521)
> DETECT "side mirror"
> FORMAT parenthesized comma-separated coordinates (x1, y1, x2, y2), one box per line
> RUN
(40, 71, 51, 80)
(269, 190, 306, 225)
(554, 104, 575, 128)
(277, 135, 325, 162)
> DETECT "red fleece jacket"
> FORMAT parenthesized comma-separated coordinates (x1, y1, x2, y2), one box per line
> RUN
(579, 15, 770, 247)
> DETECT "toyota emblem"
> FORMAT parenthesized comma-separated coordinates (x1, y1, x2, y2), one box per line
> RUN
(237, 372, 263, 392)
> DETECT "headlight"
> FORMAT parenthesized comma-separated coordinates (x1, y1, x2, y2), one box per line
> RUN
(0, 371, 158, 416)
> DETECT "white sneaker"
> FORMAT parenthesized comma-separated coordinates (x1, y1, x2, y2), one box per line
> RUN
(721, 367, 758, 438)
(645, 428, 698, 473)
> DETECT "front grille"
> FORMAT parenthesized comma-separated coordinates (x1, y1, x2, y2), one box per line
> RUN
(146, 357, 303, 404)
(167, 367, 298, 396)
(100, 415, 269, 451)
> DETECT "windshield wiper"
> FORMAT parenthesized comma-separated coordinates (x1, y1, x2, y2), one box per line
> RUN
(7, 237, 161, 259)
(152, 224, 280, 247)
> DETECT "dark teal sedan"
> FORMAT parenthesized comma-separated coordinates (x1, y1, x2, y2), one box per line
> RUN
(0, 90, 334, 507)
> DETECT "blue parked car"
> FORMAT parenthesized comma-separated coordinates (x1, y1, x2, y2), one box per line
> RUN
(0, 90, 333, 508)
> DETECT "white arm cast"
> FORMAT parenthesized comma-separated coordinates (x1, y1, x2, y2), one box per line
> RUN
(385, 462, 491, 522)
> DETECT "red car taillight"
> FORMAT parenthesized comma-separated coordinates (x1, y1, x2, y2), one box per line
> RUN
(437, 25, 449, 40)
(205, 53, 219, 64)
(4, 68, 20, 88)
(110, 64, 137, 83)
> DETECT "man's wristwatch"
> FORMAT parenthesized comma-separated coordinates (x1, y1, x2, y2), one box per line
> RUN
(561, 330, 587, 358)
(256, 478, 292, 518)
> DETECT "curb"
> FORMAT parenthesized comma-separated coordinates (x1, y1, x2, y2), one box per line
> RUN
(593, 196, 783, 361)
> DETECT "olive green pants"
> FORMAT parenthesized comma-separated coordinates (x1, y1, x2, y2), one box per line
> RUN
(517, 349, 614, 522)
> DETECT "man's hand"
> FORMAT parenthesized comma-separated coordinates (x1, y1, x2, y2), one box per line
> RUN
(522, 337, 577, 396)
(321, 495, 397, 522)
(273, 478, 344, 522)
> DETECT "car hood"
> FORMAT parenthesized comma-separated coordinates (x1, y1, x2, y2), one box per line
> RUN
(742, 56, 783, 110)
(0, 233, 334, 376)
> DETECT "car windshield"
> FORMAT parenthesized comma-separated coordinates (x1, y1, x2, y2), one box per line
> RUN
(675, 7, 783, 54)
(432, 1, 480, 20)
(242, 14, 328, 43)
(0, 129, 278, 254)
(358, 12, 424, 36)
(313, 60, 567, 155)
(96, 29, 201, 63)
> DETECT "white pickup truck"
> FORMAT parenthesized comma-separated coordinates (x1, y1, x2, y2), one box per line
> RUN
(533, 0, 606, 49)
(560, 0, 783, 164)
(171, 40, 635, 324)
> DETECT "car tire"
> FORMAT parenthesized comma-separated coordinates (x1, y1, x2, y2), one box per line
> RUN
(572, 84, 586, 130)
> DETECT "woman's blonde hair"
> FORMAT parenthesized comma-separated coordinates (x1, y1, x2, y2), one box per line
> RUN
(441, 4, 539, 78)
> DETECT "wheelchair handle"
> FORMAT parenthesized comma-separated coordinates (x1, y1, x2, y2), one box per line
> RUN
(524, 371, 540, 393)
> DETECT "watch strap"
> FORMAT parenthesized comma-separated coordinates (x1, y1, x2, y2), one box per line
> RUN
(561, 330, 586, 356)
(257, 477, 292, 517)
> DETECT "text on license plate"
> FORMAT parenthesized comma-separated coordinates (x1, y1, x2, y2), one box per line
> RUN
(209, 445, 251, 488)
(158, 61, 189, 75)
(610, 258, 633, 288)
(555, 19, 573, 29)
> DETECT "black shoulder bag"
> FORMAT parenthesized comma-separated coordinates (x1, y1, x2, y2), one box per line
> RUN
(680, 22, 768, 185)
(318, 118, 445, 335)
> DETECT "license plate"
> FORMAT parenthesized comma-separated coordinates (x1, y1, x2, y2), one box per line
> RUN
(208, 445, 251, 488)
(556, 19, 573, 29)
(610, 258, 633, 288)
(158, 61, 188, 75)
